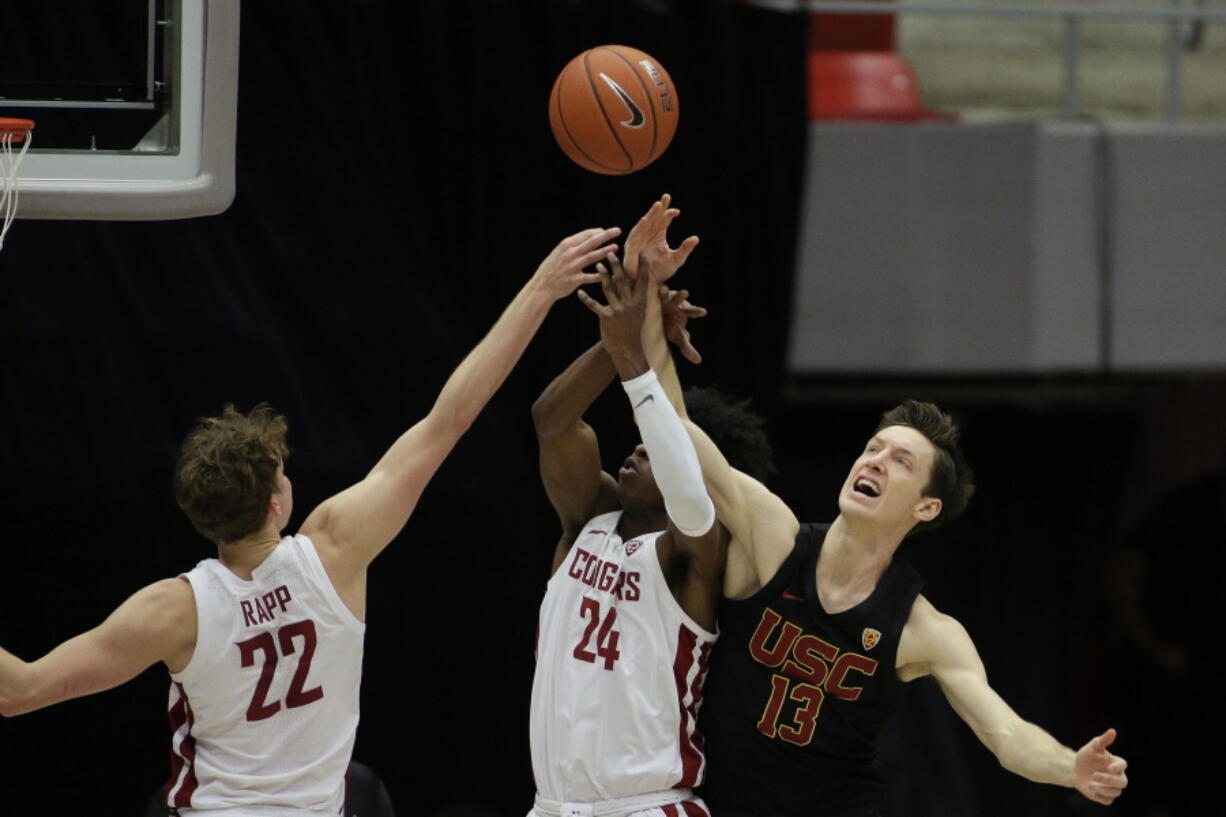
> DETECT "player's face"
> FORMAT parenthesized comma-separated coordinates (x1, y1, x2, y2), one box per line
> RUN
(837, 425, 941, 531)
(270, 461, 293, 532)
(616, 443, 664, 508)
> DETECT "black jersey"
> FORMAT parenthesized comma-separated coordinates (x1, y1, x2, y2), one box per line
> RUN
(698, 523, 925, 817)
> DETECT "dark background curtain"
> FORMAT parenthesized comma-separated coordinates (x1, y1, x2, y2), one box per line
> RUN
(0, 2, 1210, 815)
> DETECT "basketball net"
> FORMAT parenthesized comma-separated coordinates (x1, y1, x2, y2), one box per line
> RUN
(0, 122, 33, 252)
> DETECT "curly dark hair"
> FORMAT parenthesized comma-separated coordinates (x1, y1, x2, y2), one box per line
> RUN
(174, 403, 290, 544)
(875, 399, 975, 535)
(684, 385, 776, 483)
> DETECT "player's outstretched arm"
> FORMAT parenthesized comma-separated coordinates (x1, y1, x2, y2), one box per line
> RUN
(533, 253, 710, 573)
(579, 255, 726, 627)
(0, 579, 196, 717)
(579, 255, 716, 538)
(617, 196, 766, 538)
(898, 595, 1129, 806)
(531, 333, 621, 573)
(301, 227, 620, 579)
(621, 219, 798, 597)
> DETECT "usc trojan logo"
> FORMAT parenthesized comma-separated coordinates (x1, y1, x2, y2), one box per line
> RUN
(862, 628, 881, 651)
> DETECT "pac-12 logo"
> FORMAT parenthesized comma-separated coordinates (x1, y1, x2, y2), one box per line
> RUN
(862, 628, 882, 651)
(625, 539, 642, 556)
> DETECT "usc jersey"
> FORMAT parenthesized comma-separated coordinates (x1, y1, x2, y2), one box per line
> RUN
(698, 523, 924, 817)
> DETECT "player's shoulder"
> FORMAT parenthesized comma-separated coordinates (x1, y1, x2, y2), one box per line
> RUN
(131, 578, 199, 673)
(142, 576, 196, 605)
(900, 594, 974, 663)
(905, 594, 962, 631)
(143, 577, 198, 620)
(112, 578, 198, 652)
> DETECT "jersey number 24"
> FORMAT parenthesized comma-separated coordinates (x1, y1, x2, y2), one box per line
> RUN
(572, 598, 622, 670)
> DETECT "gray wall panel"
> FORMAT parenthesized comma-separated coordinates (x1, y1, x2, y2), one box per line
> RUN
(1111, 128, 1226, 369)
(1033, 126, 1103, 368)
(788, 122, 1226, 374)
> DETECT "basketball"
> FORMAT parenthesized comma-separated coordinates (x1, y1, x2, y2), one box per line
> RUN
(548, 45, 679, 175)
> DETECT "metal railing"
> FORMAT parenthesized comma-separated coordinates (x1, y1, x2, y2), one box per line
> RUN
(750, 0, 1226, 121)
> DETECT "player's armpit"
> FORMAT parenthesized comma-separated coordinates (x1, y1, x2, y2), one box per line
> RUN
(663, 521, 731, 631)
(1, 578, 196, 716)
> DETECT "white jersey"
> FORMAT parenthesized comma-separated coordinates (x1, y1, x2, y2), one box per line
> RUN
(530, 511, 717, 804)
(166, 534, 365, 816)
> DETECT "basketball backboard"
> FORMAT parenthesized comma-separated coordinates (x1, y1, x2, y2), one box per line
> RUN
(0, 0, 239, 220)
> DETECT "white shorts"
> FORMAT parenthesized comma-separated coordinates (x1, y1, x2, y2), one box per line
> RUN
(528, 791, 710, 817)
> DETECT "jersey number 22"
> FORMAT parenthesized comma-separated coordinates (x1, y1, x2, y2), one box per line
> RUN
(237, 620, 325, 722)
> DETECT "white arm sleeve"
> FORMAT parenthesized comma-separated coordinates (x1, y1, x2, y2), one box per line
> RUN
(622, 369, 716, 537)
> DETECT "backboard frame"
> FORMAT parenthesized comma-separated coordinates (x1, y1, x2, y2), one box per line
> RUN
(10, 0, 239, 221)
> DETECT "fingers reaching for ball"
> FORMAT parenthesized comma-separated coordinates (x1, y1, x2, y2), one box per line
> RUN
(535, 227, 621, 300)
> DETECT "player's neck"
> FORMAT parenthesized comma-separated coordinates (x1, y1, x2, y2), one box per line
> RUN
(216, 528, 283, 580)
(821, 516, 901, 587)
(617, 505, 668, 542)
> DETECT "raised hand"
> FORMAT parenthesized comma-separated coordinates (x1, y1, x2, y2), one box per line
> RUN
(623, 193, 699, 284)
(532, 227, 621, 300)
(660, 285, 707, 364)
(576, 252, 653, 377)
(1073, 728, 1128, 806)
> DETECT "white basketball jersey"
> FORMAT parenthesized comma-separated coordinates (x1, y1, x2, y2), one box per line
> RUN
(530, 511, 716, 803)
(166, 534, 365, 815)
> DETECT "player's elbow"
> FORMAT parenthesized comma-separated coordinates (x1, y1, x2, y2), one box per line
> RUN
(530, 396, 551, 430)
(984, 721, 1028, 773)
(0, 677, 34, 717)
(667, 493, 717, 538)
(428, 402, 477, 439)
(531, 390, 565, 434)
(0, 696, 35, 717)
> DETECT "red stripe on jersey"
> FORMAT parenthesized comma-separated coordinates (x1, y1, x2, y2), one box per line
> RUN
(665, 804, 709, 817)
(166, 685, 188, 799)
(689, 639, 713, 771)
(672, 625, 712, 788)
(166, 682, 199, 807)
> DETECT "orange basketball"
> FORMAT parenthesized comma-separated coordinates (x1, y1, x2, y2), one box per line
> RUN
(548, 45, 679, 175)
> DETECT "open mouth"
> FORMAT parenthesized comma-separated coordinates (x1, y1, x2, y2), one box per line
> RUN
(853, 477, 881, 498)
